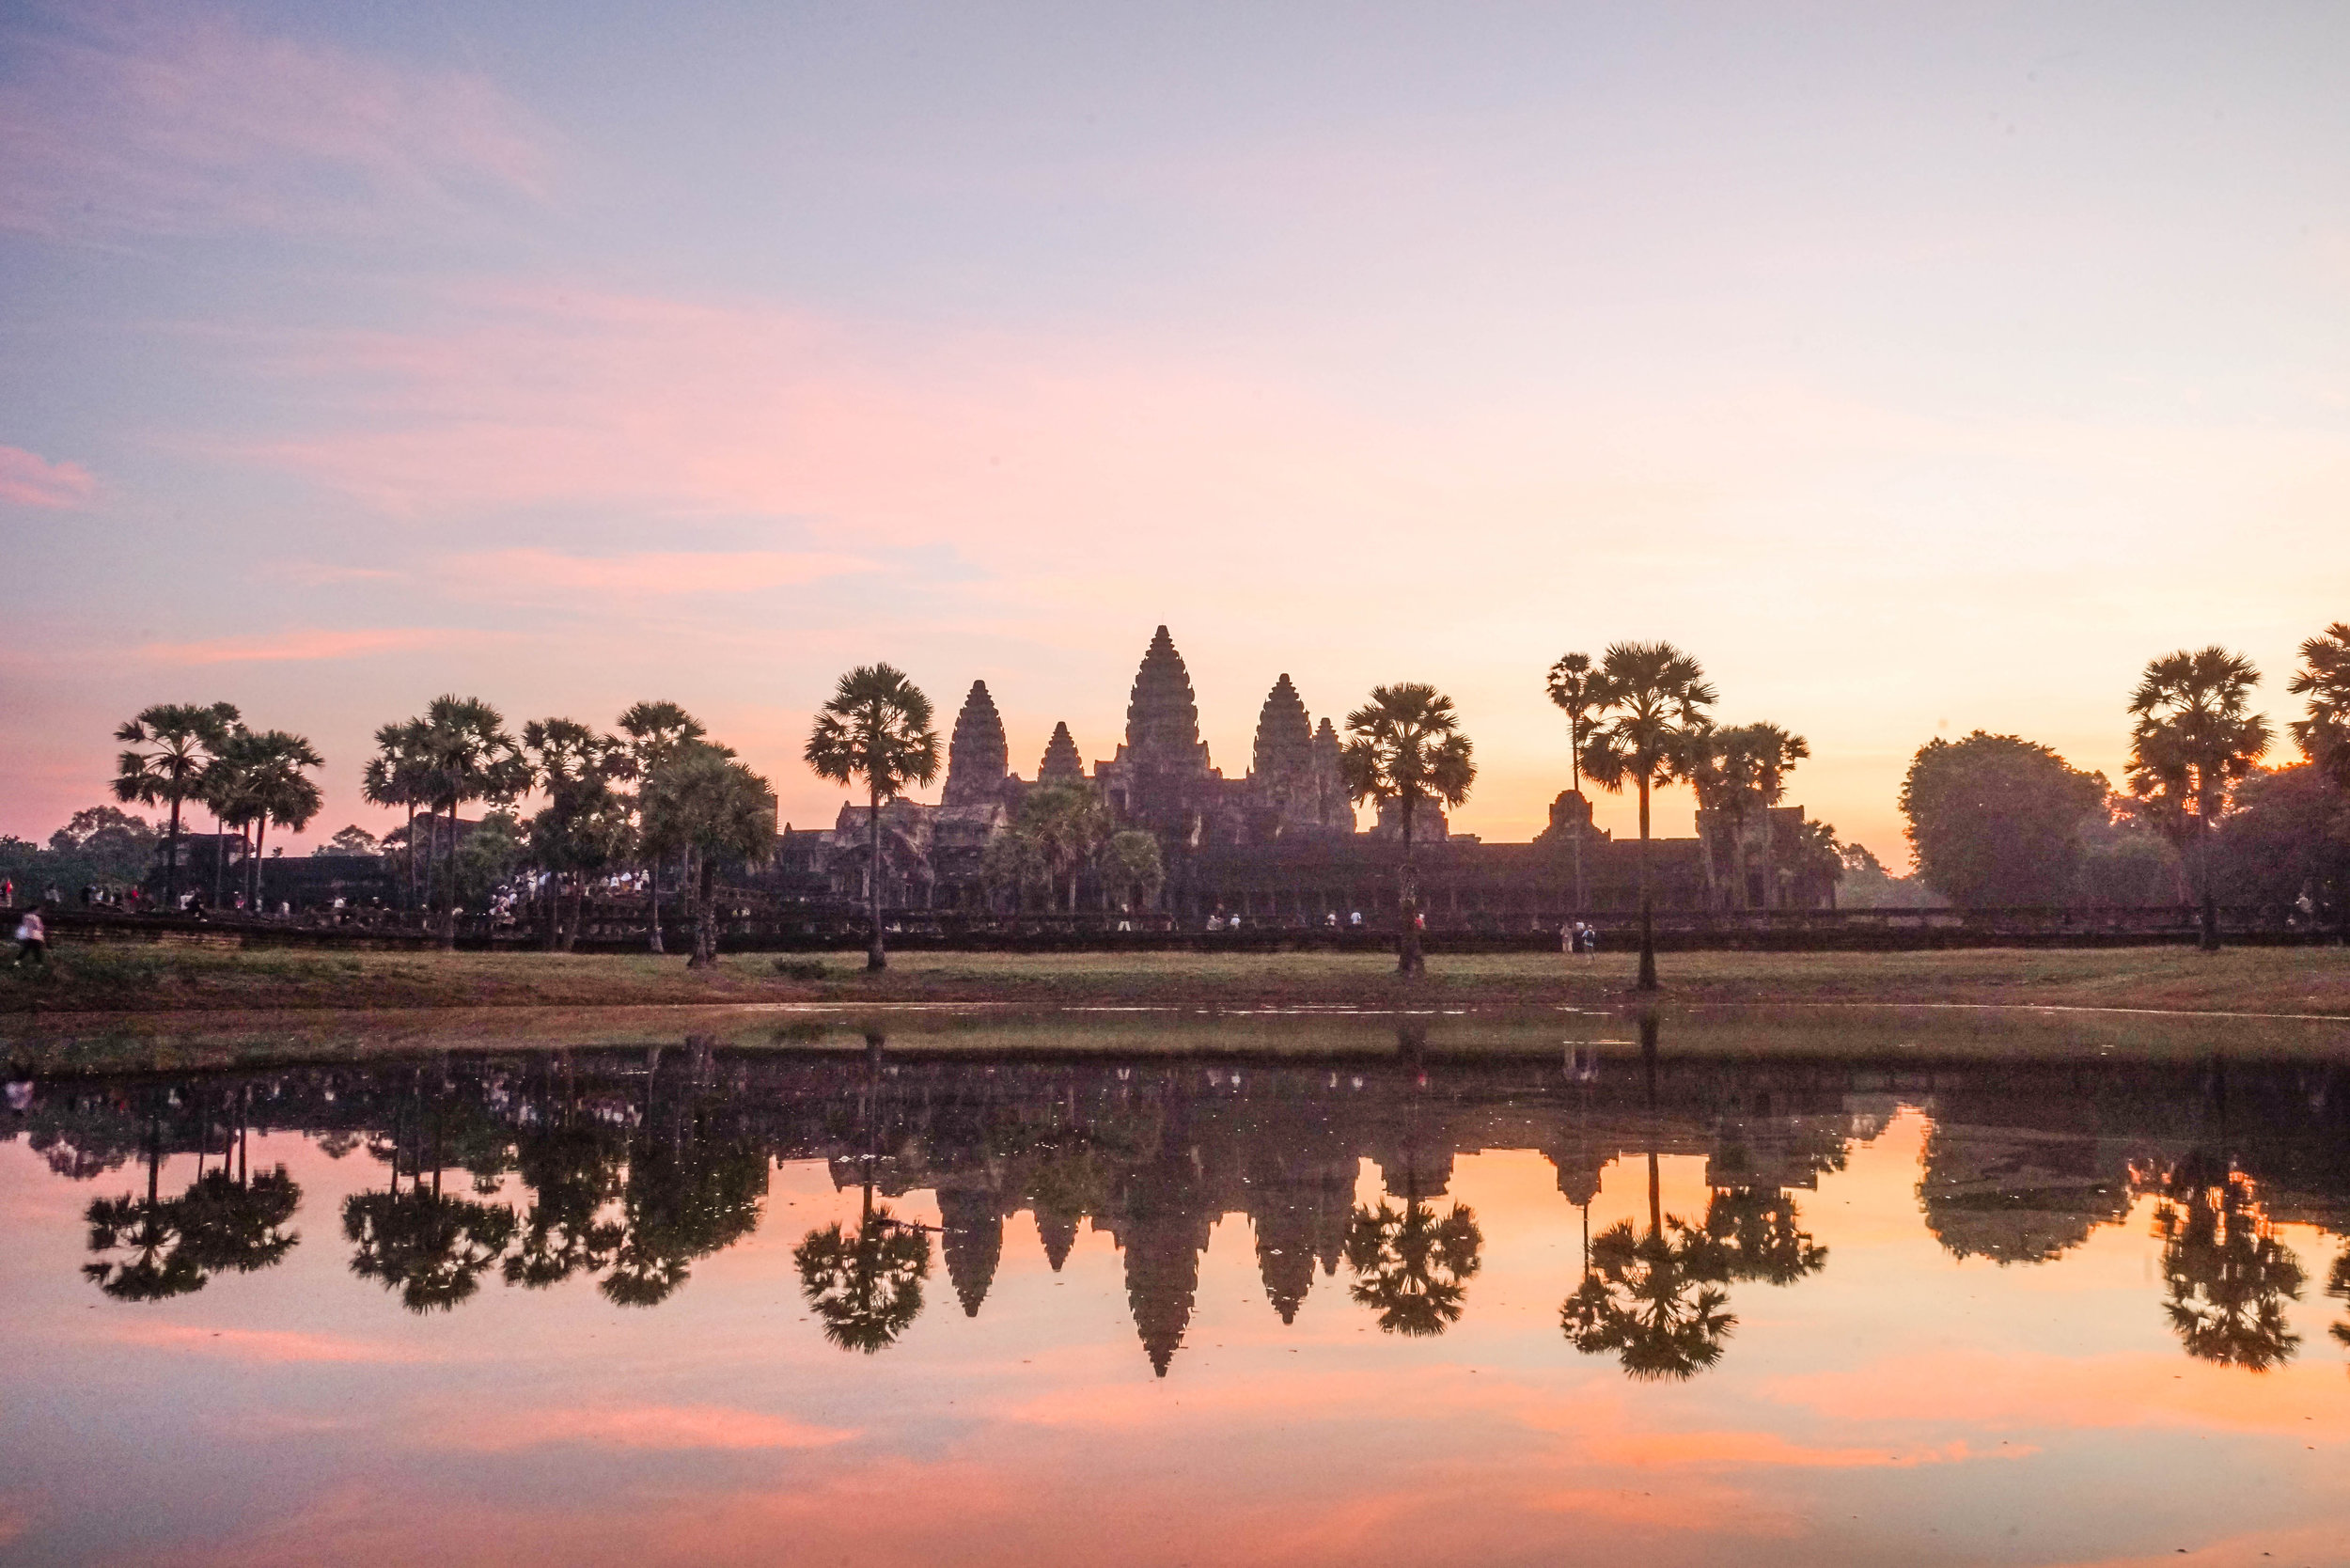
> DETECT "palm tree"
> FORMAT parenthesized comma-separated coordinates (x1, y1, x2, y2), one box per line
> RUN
(83, 1099, 208, 1301)
(640, 742, 778, 968)
(1546, 651, 1599, 911)
(1703, 1184, 1827, 1286)
(522, 718, 633, 950)
(1015, 784, 1109, 913)
(2288, 622, 2350, 792)
(1682, 721, 1810, 910)
(805, 665, 941, 971)
(617, 701, 708, 953)
(113, 701, 241, 907)
(224, 729, 324, 910)
(1100, 829, 1165, 916)
(1339, 683, 1476, 977)
(363, 719, 437, 912)
(420, 697, 530, 947)
(2127, 648, 2270, 951)
(1578, 642, 1717, 990)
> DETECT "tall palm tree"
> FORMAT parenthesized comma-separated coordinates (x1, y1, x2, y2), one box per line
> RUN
(617, 701, 708, 953)
(805, 665, 941, 971)
(1339, 683, 1477, 977)
(1545, 651, 1599, 912)
(522, 718, 633, 950)
(2288, 622, 2350, 792)
(1682, 721, 1810, 910)
(113, 701, 241, 907)
(2126, 647, 2270, 951)
(641, 742, 778, 968)
(1578, 642, 1717, 989)
(363, 719, 437, 912)
(224, 729, 325, 910)
(420, 697, 530, 947)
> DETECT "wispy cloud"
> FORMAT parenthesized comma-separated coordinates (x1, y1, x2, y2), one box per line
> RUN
(104, 1322, 433, 1363)
(138, 627, 462, 665)
(440, 547, 873, 599)
(0, 446, 96, 509)
(0, 1, 548, 239)
(438, 1403, 856, 1453)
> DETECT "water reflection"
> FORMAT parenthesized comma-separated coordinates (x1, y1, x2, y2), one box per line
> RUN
(10, 1024, 2350, 1384)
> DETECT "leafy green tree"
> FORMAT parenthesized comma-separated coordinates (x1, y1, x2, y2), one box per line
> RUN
(420, 697, 531, 945)
(794, 1182, 932, 1352)
(1578, 642, 1716, 990)
(979, 826, 1046, 913)
(1340, 683, 1476, 977)
(1100, 829, 1165, 915)
(1544, 651, 1599, 910)
(2156, 1175, 2304, 1372)
(805, 665, 942, 971)
(2127, 648, 2270, 950)
(2288, 621, 2350, 792)
(1343, 1186, 1483, 1337)
(177, 1166, 302, 1277)
(642, 742, 778, 968)
(2327, 1245, 2348, 1359)
(113, 701, 241, 906)
(46, 806, 158, 890)
(1703, 1185, 1827, 1287)
(617, 701, 708, 953)
(1901, 731, 2107, 908)
(2211, 765, 2350, 930)
(1681, 721, 1810, 910)
(522, 717, 634, 950)
(602, 1115, 767, 1308)
(316, 825, 380, 856)
(342, 1145, 518, 1315)
(364, 719, 437, 910)
(450, 812, 526, 908)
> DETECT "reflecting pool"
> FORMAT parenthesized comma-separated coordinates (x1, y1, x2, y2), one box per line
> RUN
(4, 1011, 2348, 1565)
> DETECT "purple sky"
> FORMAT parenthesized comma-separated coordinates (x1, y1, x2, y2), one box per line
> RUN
(6, 2, 2346, 861)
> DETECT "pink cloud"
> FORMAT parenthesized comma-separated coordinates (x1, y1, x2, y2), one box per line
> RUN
(438, 1403, 856, 1453)
(139, 627, 462, 664)
(104, 1322, 432, 1363)
(440, 547, 873, 598)
(0, 446, 96, 509)
(0, 2, 547, 239)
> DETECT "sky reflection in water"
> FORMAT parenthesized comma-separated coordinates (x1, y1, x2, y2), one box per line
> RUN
(4, 1021, 2348, 1567)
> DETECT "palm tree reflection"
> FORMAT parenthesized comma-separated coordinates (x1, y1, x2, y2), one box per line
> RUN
(84, 1100, 210, 1302)
(794, 1033, 932, 1352)
(2156, 1168, 2305, 1372)
(1561, 1151, 1735, 1382)
(1343, 1184, 1483, 1337)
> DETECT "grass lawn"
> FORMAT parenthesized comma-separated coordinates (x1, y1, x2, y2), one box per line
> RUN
(4, 941, 2348, 1018)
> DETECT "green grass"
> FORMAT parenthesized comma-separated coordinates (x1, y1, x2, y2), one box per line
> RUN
(4, 941, 2348, 1019)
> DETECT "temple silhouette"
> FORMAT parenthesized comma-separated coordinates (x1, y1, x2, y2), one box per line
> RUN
(778, 625, 1841, 925)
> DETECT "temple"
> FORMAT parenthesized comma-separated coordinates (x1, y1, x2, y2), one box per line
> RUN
(784, 626, 1839, 923)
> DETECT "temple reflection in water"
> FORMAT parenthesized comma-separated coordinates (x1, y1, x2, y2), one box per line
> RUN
(14, 1028, 2350, 1379)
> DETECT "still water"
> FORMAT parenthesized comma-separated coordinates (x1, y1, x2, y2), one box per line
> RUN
(4, 1011, 2347, 1566)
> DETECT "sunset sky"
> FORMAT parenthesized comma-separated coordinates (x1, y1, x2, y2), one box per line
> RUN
(5, 2, 2346, 861)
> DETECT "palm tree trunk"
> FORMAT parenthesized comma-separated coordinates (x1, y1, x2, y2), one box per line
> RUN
(1398, 795, 1423, 978)
(697, 851, 717, 967)
(1637, 776, 1658, 991)
(213, 817, 227, 909)
(252, 816, 267, 912)
(2198, 810, 2220, 952)
(647, 854, 664, 954)
(439, 799, 459, 950)
(164, 794, 182, 906)
(867, 786, 886, 972)
(404, 800, 417, 911)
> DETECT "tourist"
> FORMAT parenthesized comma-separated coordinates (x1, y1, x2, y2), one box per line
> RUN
(1559, 920, 1574, 954)
(1206, 911, 1224, 933)
(1349, 910, 1362, 928)
(13, 907, 46, 967)
(0, 876, 12, 906)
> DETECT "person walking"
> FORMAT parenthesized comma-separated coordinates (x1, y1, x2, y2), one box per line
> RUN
(13, 908, 47, 967)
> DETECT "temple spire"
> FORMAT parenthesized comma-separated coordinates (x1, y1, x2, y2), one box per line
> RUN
(1123, 625, 1207, 774)
(942, 680, 1010, 807)
(1039, 722, 1085, 785)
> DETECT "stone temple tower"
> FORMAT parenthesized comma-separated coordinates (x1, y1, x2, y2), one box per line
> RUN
(1038, 722, 1085, 785)
(942, 680, 1011, 808)
(1122, 625, 1212, 775)
(1245, 676, 1354, 836)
